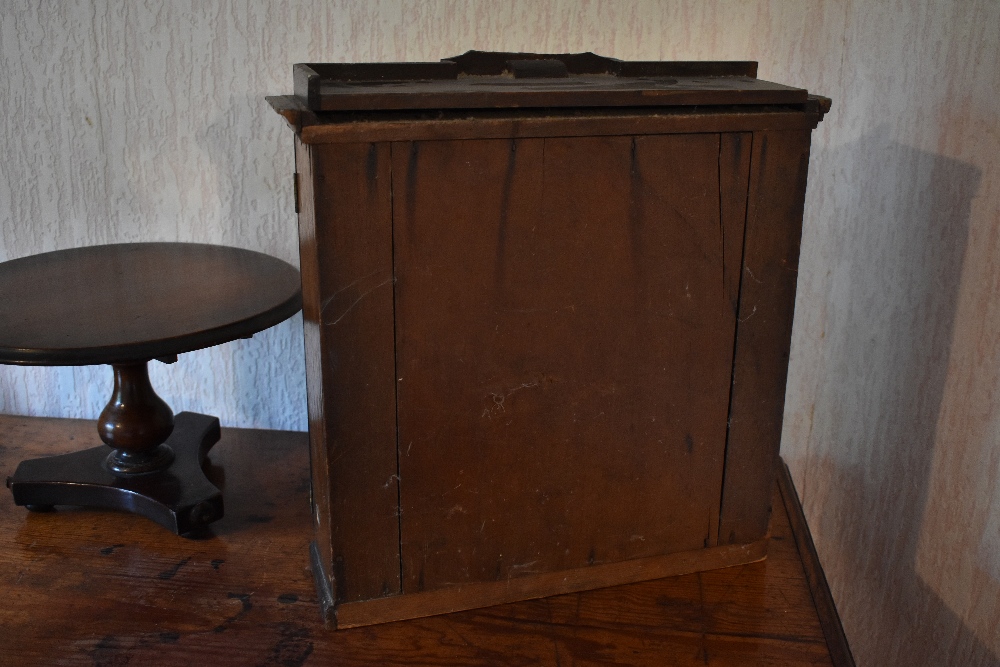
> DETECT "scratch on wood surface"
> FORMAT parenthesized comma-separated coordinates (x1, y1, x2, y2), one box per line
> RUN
(157, 557, 191, 580)
(324, 277, 393, 326)
(482, 379, 541, 418)
(504, 304, 576, 314)
(319, 269, 380, 315)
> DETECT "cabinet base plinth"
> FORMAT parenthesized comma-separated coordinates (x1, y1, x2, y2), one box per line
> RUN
(313, 538, 769, 629)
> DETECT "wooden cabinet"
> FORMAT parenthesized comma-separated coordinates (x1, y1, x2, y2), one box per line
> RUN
(269, 52, 829, 628)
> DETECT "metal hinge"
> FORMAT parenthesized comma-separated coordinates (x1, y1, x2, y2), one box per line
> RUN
(293, 172, 301, 214)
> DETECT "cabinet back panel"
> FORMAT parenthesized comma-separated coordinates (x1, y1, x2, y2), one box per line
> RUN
(392, 134, 744, 593)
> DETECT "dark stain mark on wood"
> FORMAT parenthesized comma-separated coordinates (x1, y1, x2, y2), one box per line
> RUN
(366, 142, 379, 186)
(156, 557, 191, 580)
(718, 136, 727, 300)
(277, 593, 299, 604)
(213, 592, 253, 633)
(654, 595, 709, 627)
(260, 623, 314, 667)
(628, 136, 645, 269)
(158, 631, 180, 644)
(100, 544, 125, 555)
(587, 548, 596, 566)
(406, 141, 420, 228)
(758, 134, 769, 175)
(211, 559, 225, 570)
(246, 514, 274, 524)
(90, 634, 128, 667)
(685, 433, 695, 454)
(495, 139, 519, 284)
(730, 133, 747, 181)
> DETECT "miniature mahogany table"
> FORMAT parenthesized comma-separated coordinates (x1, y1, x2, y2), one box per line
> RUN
(0, 242, 301, 535)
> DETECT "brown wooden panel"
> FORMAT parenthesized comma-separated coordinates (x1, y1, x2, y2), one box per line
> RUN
(302, 140, 400, 602)
(294, 137, 335, 590)
(720, 130, 813, 545)
(393, 134, 741, 593)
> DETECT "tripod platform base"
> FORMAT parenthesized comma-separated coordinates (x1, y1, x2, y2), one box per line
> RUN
(7, 412, 223, 536)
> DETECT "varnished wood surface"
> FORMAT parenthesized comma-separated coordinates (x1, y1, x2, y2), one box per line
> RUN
(718, 130, 813, 546)
(308, 75, 807, 112)
(286, 108, 824, 146)
(391, 134, 737, 592)
(334, 538, 769, 629)
(0, 414, 848, 666)
(298, 139, 401, 604)
(0, 243, 302, 366)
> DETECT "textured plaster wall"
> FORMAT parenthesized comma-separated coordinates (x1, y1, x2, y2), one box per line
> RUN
(780, 2, 1000, 665)
(1, 2, 998, 664)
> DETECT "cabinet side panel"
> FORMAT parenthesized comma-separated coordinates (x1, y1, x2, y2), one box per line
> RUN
(394, 135, 735, 593)
(309, 142, 400, 602)
(720, 129, 813, 545)
(294, 138, 334, 594)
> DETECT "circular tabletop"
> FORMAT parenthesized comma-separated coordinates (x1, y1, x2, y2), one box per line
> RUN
(0, 243, 302, 366)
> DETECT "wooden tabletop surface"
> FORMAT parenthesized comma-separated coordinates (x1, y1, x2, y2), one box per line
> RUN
(0, 414, 852, 666)
(0, 243, 301, 366)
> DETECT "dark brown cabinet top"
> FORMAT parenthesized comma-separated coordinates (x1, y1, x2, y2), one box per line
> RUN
(292, 51, 816, 112)
(269, 52, 830, 145)
(0, 243, 302, 366)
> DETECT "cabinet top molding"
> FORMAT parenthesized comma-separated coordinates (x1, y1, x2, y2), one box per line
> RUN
(284, 51, 828, 114)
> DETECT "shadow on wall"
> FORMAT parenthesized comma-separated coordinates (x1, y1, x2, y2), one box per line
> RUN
(804, 135, 994, 665)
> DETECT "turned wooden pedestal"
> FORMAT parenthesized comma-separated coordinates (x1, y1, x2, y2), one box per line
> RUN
(0, 242, 301, 535)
